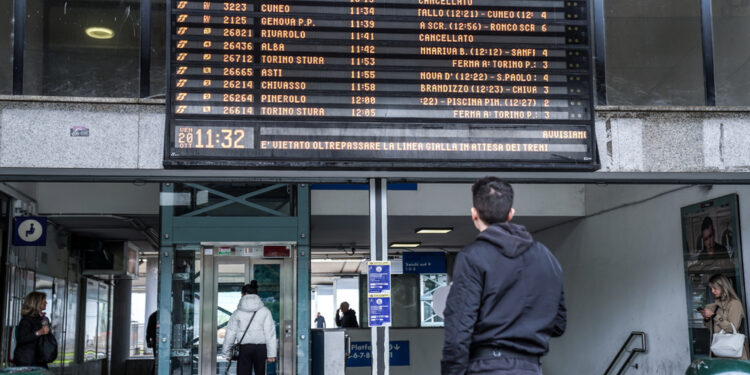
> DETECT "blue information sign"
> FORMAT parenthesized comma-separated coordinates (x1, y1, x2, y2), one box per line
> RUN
(403, 252, 447, 274)
(368, 296, 391, 327)
(13, 216, 47, 246)
(368, 262, 391, 294)
(347, 341, 410, 367)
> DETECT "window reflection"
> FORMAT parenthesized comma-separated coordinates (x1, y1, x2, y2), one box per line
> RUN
(151, 0, 167, 96)
(604, 0, 704, 105)
(0, 0, 11, 94)
(84, 281, 99, 361)
(24, 0, 140, 97)
(712, 1, 750, 106)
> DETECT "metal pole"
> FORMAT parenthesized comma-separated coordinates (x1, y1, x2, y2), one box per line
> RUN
(369, 178, 388, 375)
(111, 278, 132, 375)
(297, 184, 311, 375)
(157, 183, 175, 375)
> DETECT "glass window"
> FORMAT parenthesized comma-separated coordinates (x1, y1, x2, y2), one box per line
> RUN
(24, 0, 140, 97)
(604, 0, 705, 105)
(84, 280, 99, 361)
(712, 1, 750, 105)
(419, 274, 447, 327)
(0, 0, 11, 94)
(49, 278, 66, 370)
(34, 275, 54, 313)
(98, 283, 110, 359)
(65, 282, 79, 365)
(150, 0, 167, 97)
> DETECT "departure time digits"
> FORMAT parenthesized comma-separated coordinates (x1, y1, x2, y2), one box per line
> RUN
(170, 0, 588, 121)
(349, 0, 377, 117)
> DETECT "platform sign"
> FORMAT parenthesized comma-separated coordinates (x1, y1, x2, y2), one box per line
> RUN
(164, 0, 596, 170)
(368, 295, 392, 327)
(367, 261, 391, 326)
(403, 252, 446, 274)
(368, 261, 391, 294)
(347, 341, 410, 367)
(13, 216, 47, 246)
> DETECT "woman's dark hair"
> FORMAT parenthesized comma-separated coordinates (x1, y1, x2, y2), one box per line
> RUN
(472, 177, 514, 225)
(242, 280, 259, 295)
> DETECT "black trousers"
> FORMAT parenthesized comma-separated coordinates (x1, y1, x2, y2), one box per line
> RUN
(467, 357, 542, 375)
(237, 343, 267, 375)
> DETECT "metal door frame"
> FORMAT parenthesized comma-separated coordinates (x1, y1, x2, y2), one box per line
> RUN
(200, 249, 296, 374)
(158, 183, 310, 375)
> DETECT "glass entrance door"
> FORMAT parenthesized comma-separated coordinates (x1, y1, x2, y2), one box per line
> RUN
(198, 245, 295, 375)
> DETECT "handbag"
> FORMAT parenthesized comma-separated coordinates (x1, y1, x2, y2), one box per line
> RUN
(711, 322, 745, 358)
(229, 311, 257, 361)
(37, 332, 58, 363)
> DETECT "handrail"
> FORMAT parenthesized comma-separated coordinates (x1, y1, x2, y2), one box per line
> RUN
(603, 331, 647, 375)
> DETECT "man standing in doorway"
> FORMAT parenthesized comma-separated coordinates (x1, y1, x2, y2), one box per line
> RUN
(441, 177, 567, 375)
(314, 312, 327, 328)
(335, 302, 359, 328)
(146, 311, 157, 375)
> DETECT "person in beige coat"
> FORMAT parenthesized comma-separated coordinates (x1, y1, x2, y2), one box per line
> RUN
(701, 273, 749, 359)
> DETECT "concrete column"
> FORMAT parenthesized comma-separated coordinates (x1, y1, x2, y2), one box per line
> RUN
(111, 278, 133, 375)
(144, 258, 158, 323)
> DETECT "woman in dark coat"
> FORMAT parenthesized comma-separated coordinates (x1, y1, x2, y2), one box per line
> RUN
(14, 291, 51, 367)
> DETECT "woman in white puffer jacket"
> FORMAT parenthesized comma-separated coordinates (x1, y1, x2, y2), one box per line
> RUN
(222, 281, 277, 375)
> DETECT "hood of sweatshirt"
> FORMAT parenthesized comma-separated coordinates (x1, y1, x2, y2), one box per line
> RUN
(476, 222, 534, 258)
(237, 294, 264, 312)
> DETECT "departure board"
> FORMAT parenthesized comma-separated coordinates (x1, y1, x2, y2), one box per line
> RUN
(164, 0, 596, 169)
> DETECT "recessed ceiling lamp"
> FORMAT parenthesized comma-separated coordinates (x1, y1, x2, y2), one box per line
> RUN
(416, 228, 453, 234)
(86, 27, 115, 40)
(389, 242, 421, 248)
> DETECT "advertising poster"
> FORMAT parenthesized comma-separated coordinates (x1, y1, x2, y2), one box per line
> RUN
(681, 194, 744, 358)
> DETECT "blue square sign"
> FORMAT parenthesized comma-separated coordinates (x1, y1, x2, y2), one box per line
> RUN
(13, 216, 47, 246)
(368, 296, 391, 327)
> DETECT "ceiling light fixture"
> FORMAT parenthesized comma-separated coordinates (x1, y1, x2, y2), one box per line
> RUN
(86, 27, 115, 40)
(389, 242, 421, 248)
(416, 228, 453, 234)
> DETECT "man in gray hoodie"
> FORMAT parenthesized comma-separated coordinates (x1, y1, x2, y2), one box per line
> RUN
(441, 177, 566, 375)
(223, 280, 277, 375)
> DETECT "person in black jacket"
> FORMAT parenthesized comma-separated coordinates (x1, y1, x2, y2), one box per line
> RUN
(441, 177, 566, 375)
(335, 302, 359, 328)
(146, 311, 157, 375)
(14, 291, 51, 368)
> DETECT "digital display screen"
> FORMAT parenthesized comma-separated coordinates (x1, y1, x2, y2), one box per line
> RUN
(165, 0, 595, 169)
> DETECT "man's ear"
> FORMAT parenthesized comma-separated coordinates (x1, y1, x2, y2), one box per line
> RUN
(507, 208, 515, 222)
(471, 207, 479, 221)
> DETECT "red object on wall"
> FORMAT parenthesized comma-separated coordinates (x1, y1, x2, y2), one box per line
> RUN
(263, 245, 291, 258)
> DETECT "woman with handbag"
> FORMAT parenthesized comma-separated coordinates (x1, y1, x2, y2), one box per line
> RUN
(14, 291, 54, 367)
(222, 280, 277, 375)
(701, 274, 749, 359)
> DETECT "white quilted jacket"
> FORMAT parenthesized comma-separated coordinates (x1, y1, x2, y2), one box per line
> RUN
(222, 294, 277, 358)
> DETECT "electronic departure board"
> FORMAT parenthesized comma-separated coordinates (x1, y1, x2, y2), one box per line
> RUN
(164, 0, 596, 169)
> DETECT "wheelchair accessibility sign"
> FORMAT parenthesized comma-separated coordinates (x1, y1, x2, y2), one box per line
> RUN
(13, 216, 47, 246)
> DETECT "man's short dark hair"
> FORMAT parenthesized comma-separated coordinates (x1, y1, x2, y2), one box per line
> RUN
(472, 177, 513, 224)
(701, 217, 714, 233)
